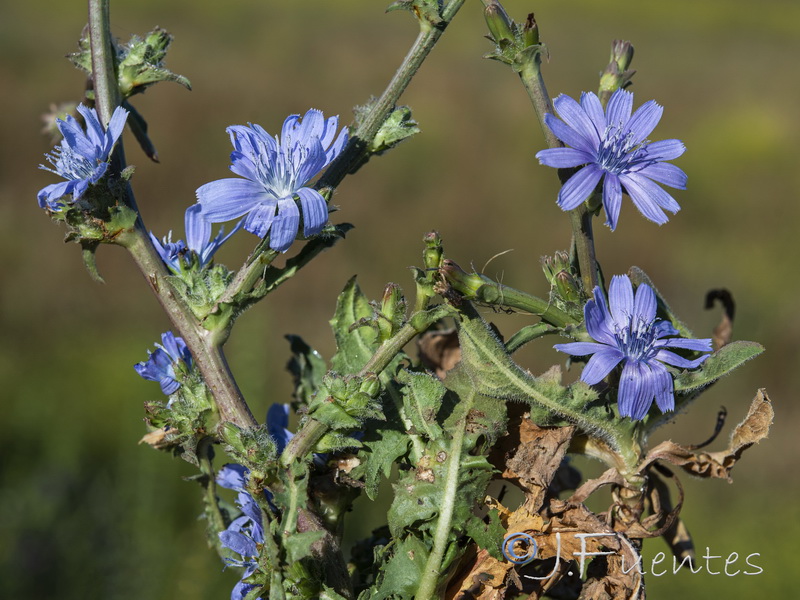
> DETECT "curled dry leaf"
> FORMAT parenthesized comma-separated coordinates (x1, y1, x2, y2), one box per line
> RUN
(640, 389, 772, 482)
(502, 419, 575, 512)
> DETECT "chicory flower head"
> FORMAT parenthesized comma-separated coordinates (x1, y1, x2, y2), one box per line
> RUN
(134, 331, 193, 396)
(38, 104, 128, 211)
(535, 89, 687, 231)
(554, 275, 712, 420)
(150, 204, 241, 274)
(217, 464, 264, 600)
(196, 109, 348, 252)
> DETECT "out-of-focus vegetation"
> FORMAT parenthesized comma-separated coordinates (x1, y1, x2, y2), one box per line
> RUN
(1, 1, 797, 598)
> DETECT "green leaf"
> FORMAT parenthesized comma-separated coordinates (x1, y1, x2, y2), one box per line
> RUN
(451, 302, 640, 466)
(330, 277, 379, 374)
(352, 388, 410, 500)
(372, 536, 431, 600)
(465, 509, 505, 560)
(673, 341, 764, 393)
(285, 530, 327, 563)
(397, 370, 445, 442)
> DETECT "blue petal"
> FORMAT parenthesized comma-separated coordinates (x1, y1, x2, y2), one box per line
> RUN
(184, 204, 210, 255)
(636, 162, 687, 190)
(38, 180, 74, 208)
(543, 113, 596, 154)
(105, 106, 129, 152)
(601, 173, 623, 231)
(658, 337, 713, 352)
(325, 123, 349, 165)
(197, 179, 270, 222)
(605, 89, 633, 128)
(650, 361, 674, 413)
(269, 198, 300, 252)
(159, 376, 181, 396)
(581, 348, 625, 385)
(219, 530, 258, 557)
(553, 341, 609, 356)
(619, 173, 670, 224)
(243, 202, 278, 238)
(632, 282, 657, 324)
(624, 100, 663, 146)
(266, 404, 294, 453)
(618, 360, 653, 420)
(296, 187, 328, 236)
(654, 349, 711, 369)
(584, 287, 616, 345)
(580, 92, 606, 132)
(642, 139, 686, 161)
(553, 94, 602, 147)
(608, 275, 635, 329)
(557, 165, 603, 211)
(217, 464, 249, 490)
(536, 147, 593, 169)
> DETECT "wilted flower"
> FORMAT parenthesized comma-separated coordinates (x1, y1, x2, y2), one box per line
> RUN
(535, 89, 687, 231)
(196, 109, 348, 252)
(38, 104, 128, 211)
(134, 331, 192, 395)
(217, 464, 264, 600)
(554, 275, 712, 420)
(150, 204, 241, 274)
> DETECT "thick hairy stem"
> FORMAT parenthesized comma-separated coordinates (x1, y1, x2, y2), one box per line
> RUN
(121, 230, 258, 428)
(518, 58, 598, 292)
(317, 0, 466, 189)
(88, 0, 256, 430)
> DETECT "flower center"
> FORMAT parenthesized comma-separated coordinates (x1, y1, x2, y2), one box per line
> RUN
(614, 314, 659, 361)
(595, 124, 642, 175)
(43, 146, 98, 181)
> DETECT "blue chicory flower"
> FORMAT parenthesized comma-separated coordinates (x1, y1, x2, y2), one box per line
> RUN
(38, 104, 129, 211)
(217, 464, 265, 600)
(554, 275, 712, 420)
(196, 108, 348, 252)
(133, 331, 193, 395)
(535, 89, 687, 231)
(150, 204, 242, 273)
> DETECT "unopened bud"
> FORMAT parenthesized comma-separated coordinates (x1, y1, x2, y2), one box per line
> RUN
(484, 0, 516, 45)
(522, 13, 539, 47)
(599, 40, 635, 98)
(423, 231, 444, 271)
(440, 260, 487, 299)
(378, 283, 406, 340)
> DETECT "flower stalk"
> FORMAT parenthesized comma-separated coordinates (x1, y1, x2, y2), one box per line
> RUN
(513, 21, 599, 292)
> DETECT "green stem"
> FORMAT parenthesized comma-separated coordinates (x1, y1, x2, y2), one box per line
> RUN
(415, 414, 466, 600)
(88, 1, 255, 431)
(518, 56, 598, 293)
(216, 247, 279, 309)
(88, 0, 119, 124)
(317, 0, 466, 189)
(280, 306, 452, 466)
(120, 228, 258, 429)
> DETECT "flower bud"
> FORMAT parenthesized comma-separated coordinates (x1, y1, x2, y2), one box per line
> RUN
(378, 283, 406, 340)
(599, 40, 635, 97)
(484, 1, 516, 46)
(359, 373, 382, 398)
(423, 231, 443, 271)
(522, 13, 539, 47)
(439, 260, 487, 299)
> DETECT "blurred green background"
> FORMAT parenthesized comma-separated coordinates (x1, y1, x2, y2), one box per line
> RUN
(1, 0, 798, 598)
